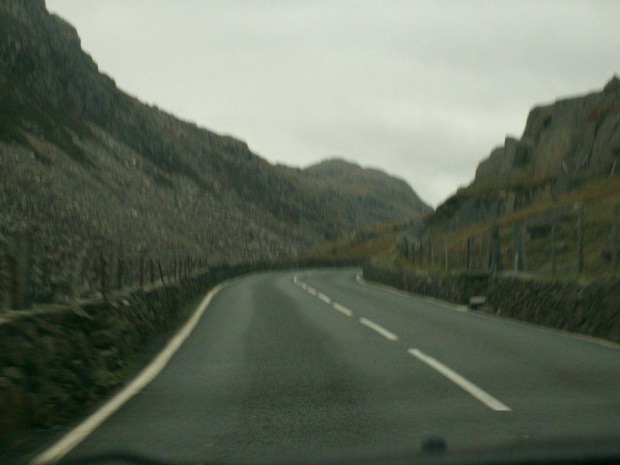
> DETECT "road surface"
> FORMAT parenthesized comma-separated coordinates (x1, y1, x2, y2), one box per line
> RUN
(33, 269, 620, 463)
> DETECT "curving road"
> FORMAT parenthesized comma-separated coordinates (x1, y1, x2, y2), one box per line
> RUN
(33, 269, 620, 464)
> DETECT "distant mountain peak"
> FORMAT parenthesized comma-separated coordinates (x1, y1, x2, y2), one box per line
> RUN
(296, 157, 433, 218)
(603, 74, 620, 93)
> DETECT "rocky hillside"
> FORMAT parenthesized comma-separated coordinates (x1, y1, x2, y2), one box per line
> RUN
(0, 0, 429, 295)
(279, 158, 432, 227)
(432, 77, 620, 229)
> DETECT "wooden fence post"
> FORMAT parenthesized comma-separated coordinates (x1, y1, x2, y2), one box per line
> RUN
(100, 251, 108, 297)
(6, 242, 18, 309)
(521, 224, 527, 272)
(419, 241, 424, 267)
(139, 257, 144, 288)
(577, 205, 585, 273)
(69, 258, 78, 301)
(512, 223, 526, 272)
(158, 261, 165, 285)
(11, 233, 33, 309)
(429, 238, 434, 268)
(612, 204, 618, 271)
(551, 224, 556, 275)
(490, 225, 501, 273)
(117, 255, 123, 291)
(0, 248, 4, 308)
(467, 236, 474, 271)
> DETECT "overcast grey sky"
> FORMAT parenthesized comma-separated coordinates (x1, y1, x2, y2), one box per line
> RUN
(46, 0, 619, 207)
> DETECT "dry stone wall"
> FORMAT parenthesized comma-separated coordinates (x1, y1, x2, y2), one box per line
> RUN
(0, 271, 220, 452)
(363, 263, 620, 343)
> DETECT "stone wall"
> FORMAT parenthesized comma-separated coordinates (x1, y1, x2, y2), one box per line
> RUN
(0, 270, 223, 452)
(362, 265, 489, 305)
(363, 263, 620, 343)
(485, 275, 620, 342)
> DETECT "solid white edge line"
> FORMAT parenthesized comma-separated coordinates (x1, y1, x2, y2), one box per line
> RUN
(30, 281, 229, 465)
(408, 348, 511, 412)
(359, 317, 399, 341)
(356, 272, 415, 300)
(317, 293, 331, 304)
(332, 302, 353, 317)
(357, 272, 461, 310)
(425, 297, 468, 313)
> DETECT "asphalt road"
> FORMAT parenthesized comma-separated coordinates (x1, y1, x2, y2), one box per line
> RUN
(37, 269, 620, 464)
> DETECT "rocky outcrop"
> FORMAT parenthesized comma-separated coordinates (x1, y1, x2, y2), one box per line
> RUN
(474, 137, 536, 182)
(432, 77, 620, 230)
(475, 76, 620, 183)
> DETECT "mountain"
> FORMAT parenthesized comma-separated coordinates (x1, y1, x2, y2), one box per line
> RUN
(0, 0, 429, 294)
(279, 158, 432, 227)
(432, 77, 620, 229)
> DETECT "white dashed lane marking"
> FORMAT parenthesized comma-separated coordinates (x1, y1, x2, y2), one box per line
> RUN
(359, 317, 399, 341)
(332, 302, 353, 317)
(408, 348, 511, 412)
(295, 275, 511, 413)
